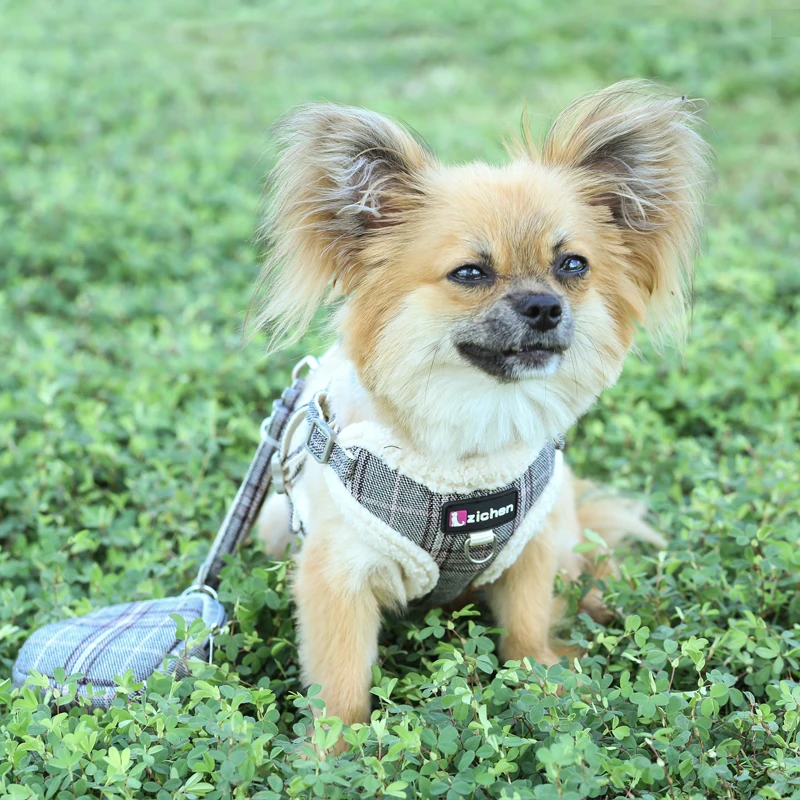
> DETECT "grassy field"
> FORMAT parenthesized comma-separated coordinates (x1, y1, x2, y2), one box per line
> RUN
(2, 2, 800, 798)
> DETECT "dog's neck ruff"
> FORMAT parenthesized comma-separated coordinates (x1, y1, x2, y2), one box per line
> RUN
(288, 391, 564, 607)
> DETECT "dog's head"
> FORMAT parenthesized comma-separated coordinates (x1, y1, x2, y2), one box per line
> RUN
(255, 82, 711, 455)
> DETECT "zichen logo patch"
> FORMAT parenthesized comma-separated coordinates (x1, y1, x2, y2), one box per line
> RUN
(441, 489, 518, 533)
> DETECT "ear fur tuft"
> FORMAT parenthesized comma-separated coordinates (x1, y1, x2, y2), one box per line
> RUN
(539, 80, 714, 343)
(251, 104, 432, 350)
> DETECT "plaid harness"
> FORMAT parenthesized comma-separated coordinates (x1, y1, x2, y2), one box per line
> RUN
(295, 392, 563, 607)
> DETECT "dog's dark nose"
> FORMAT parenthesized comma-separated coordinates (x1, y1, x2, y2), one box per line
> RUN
(514, 294, 563, 331)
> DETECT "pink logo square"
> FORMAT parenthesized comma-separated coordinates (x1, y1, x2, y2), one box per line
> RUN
(449, 509, 468, 527)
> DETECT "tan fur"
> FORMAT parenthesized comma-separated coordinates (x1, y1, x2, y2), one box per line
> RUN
(264, 460, 665, 730)
(251, 82, 711, 737)
(253, 105, 434, 350)
(485, 466, 658, 665)
(527, 81, 711, 343)
(484, 495, 566, 667)
(573, 477, 666, 550)
(294, 534, 381, 726)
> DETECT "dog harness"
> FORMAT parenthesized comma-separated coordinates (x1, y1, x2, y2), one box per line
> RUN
(278, 381, 565, 608)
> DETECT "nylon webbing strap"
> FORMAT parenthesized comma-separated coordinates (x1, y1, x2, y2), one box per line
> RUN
(195, 377, 307, 590)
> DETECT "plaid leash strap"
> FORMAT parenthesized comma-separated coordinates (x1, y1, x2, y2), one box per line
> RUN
(305, 395, 559, 607)
(195, 370, 309, 590)
(12, 358, 314, 706)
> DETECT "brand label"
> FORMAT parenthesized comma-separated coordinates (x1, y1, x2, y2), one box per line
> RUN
(441, 489, 518, 533)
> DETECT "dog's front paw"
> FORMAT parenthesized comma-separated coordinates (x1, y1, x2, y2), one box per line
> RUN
(500, 639, 561, 668)
(579, 587, 614, 624)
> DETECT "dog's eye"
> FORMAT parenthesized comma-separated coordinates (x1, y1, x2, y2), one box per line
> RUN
(448, 264, 494, 285)
(556, 254, 589, 277)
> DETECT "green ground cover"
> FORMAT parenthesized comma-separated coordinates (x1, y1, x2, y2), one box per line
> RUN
(1, 2, 799, 797)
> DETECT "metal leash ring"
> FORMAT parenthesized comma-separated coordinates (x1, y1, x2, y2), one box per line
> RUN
(464, 532, 497, 565)
(292, 354, 319, 382)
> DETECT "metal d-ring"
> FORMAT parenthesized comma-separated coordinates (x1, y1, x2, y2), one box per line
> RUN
(181, 584, 219, 600)
(464, 531, 497, 565)
(292, 354, 319, 382)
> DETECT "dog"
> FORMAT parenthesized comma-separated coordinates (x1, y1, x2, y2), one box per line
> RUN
(253, 80, 711, 729)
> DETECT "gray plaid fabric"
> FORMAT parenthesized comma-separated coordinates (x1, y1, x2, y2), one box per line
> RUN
(12, 593, 226, 708)
(306, 400, 558, 607)
(197, 377, 306, 589)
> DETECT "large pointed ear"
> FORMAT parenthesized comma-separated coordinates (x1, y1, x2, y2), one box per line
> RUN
(540, 80, 713, 342)
(252, 104, 433, 348)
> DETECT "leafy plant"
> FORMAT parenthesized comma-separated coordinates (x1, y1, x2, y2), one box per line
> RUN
(1, 1, 798, 797)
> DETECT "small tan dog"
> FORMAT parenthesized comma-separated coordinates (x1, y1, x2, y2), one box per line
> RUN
(255, 81, 710, 727)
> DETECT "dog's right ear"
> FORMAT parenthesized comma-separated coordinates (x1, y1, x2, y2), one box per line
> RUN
(252, 104, 433, 349)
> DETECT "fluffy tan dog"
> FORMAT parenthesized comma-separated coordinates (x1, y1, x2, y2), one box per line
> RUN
(254, 81, 711, 727)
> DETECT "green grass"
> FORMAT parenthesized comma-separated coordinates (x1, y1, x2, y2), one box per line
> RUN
(2, 2, 800, 798)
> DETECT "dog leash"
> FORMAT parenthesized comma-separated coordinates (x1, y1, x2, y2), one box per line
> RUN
(13, 349, 559, 703)
(192, 355, 318, 591)
(12, 355, 317, 707)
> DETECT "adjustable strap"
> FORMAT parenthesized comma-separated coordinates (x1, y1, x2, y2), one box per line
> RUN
(304, 391, 354, 469)
(193, 356, 317, 591)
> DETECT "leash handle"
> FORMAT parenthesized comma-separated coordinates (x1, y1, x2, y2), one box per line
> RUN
(193, 357, 316, 591)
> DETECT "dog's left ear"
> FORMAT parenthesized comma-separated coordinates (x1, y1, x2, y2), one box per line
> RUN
(540, 80, 713, 341)
(253, 104, 434, 349)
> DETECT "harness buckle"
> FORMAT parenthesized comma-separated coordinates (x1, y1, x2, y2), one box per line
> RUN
(464, 531, 496, 565)
(306, 417, 337, 464)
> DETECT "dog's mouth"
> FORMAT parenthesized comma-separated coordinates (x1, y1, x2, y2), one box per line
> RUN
(456, 341, 565, 380)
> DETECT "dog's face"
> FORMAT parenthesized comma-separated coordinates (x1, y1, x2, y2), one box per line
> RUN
(343, 162, 635, 430)
(257, 82, 710, 454)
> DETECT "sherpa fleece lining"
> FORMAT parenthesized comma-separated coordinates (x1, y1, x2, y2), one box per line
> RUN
(323, 468, 440, 601)
(334, 421, 549, 493)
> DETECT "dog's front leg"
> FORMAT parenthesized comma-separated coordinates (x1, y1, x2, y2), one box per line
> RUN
(483, 480, 578, 667)
(293, 533, 381, 727)
(483, 524, 562, 668)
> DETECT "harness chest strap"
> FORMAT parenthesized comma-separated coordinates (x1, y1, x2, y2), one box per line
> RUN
(289, 391, 564, 607)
